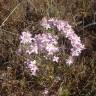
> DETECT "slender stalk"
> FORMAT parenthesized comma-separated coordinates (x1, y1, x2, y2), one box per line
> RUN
(0, 0, 23, 28)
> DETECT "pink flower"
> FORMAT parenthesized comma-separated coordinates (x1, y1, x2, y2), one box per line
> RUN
(41, 17, 51, 29)
(41, 17, 85, 64)
(20, 31, 32, 44)
(53, 56, 59, 62)
(26, 44, 38, 54)
(43, 88, 48, 96)
(26, 60, 38, 75)
(66, 56, 73, 65)
(46, 44, 59, 55)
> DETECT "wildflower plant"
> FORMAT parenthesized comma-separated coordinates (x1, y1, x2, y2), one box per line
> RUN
(18, 17, 85, 75)
(20, 31, 32, 44)
(19, 31, 59, 75)
(41, 17, 85, 64)
(1, 0, 95, 96)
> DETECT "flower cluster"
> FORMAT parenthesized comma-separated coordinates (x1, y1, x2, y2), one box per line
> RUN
(20, 31, 32, 44)
(34, 33, 59, 55)
(41, 17, 85, 64)
(19, 17, 85, 72)
(25, 60, 38, 75)
(20, 32, 59, 55)
(19, 31, 59, 75)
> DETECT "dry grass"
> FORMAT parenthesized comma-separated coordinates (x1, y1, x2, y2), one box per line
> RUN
(0, 0, 96, 96)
